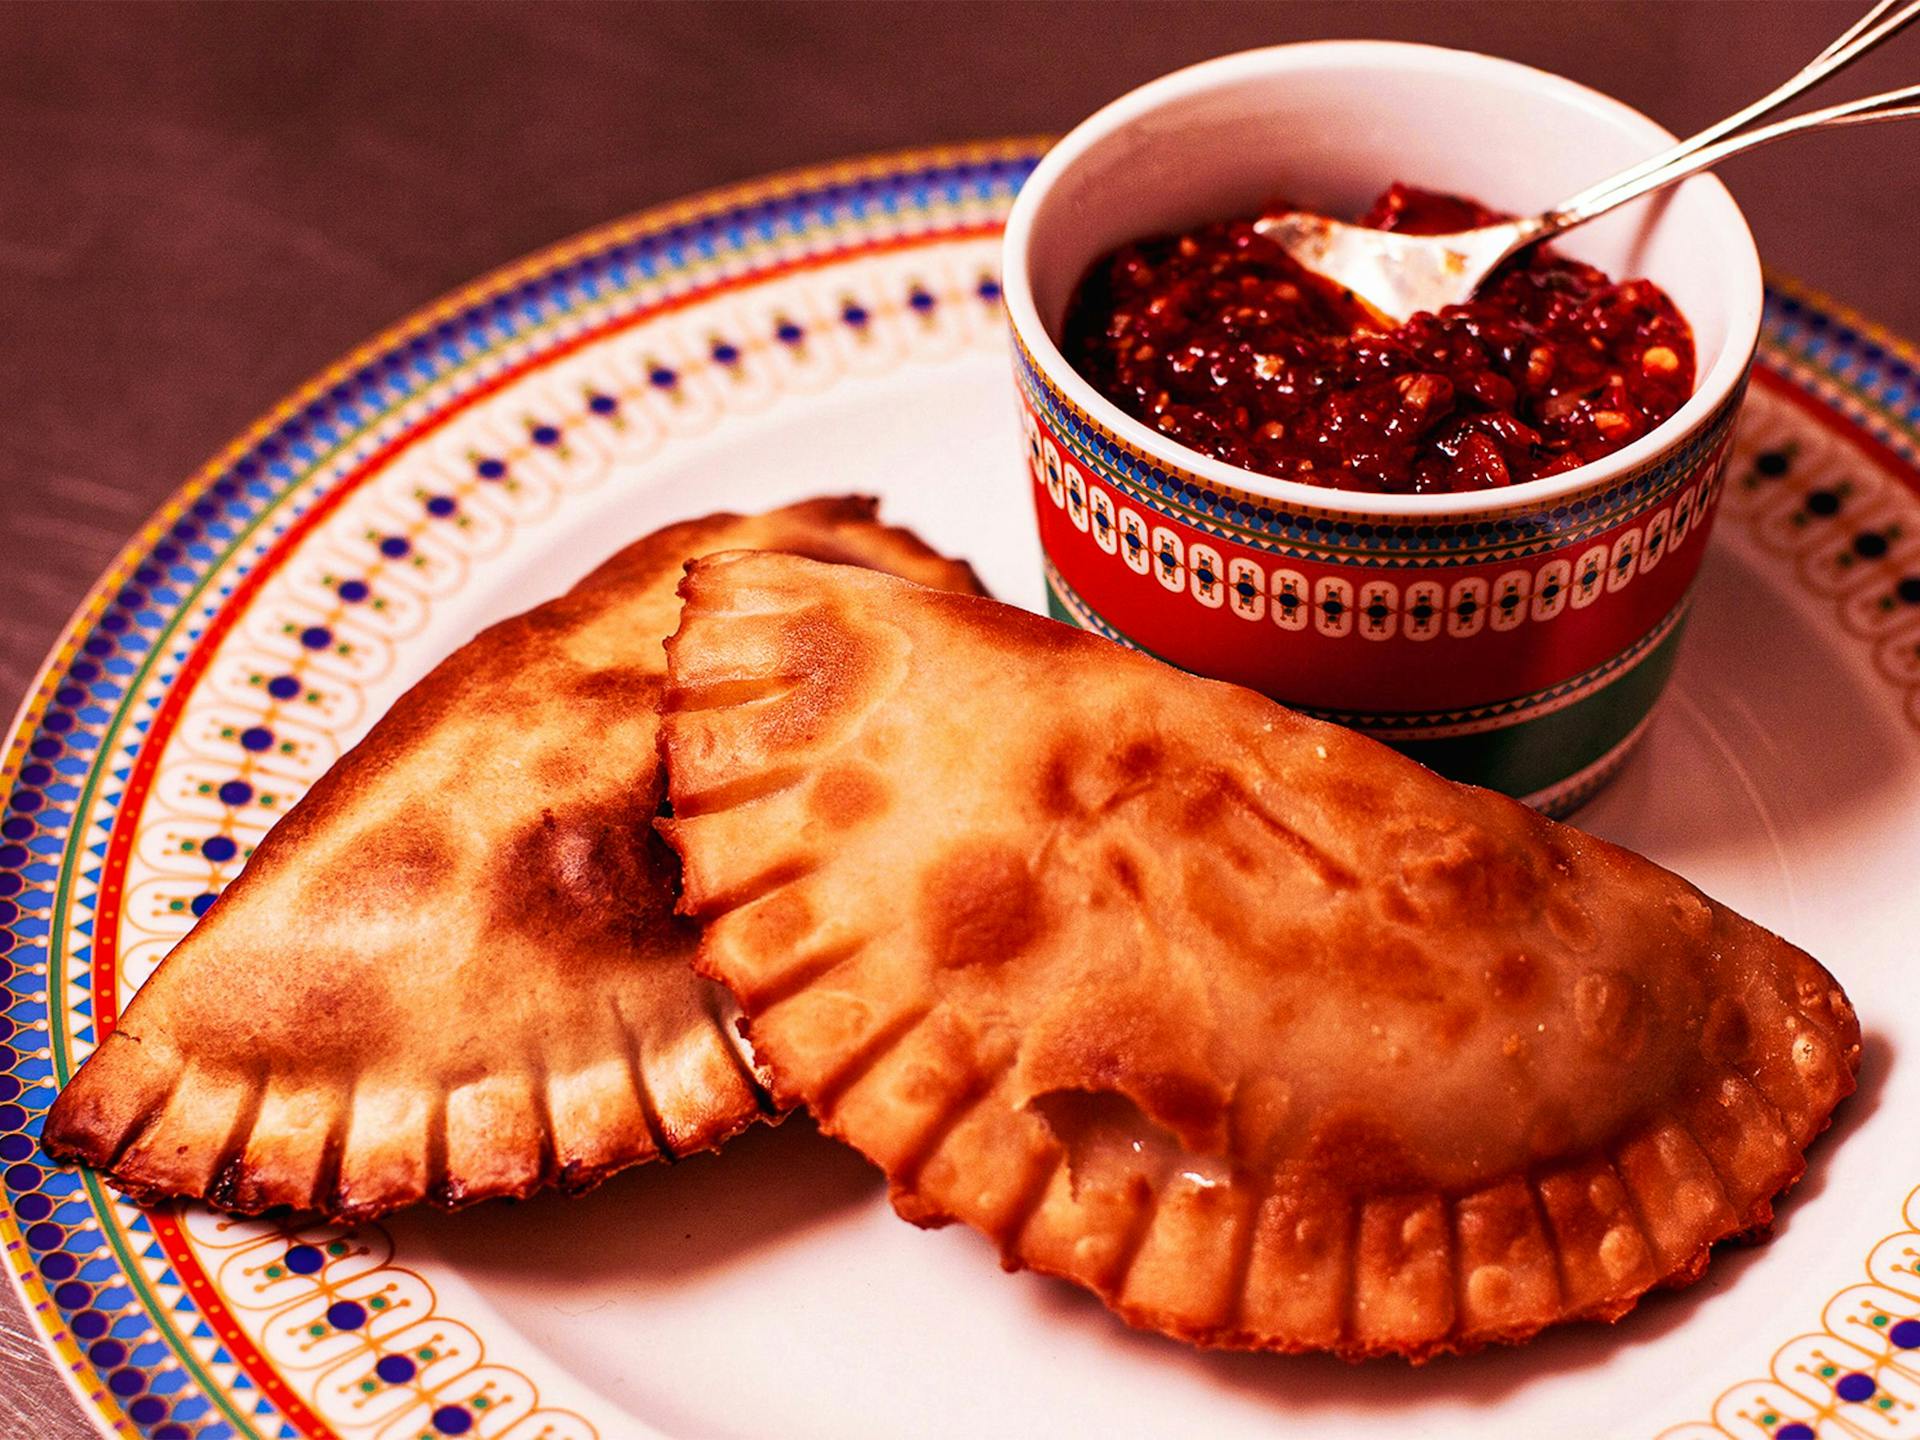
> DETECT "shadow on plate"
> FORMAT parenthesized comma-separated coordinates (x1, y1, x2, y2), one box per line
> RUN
(386, 1112, 881, 1280)
(1580, 541, 1906, 861)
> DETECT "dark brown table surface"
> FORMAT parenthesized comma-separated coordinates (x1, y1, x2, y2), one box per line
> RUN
(2, 1, 1916, 1431)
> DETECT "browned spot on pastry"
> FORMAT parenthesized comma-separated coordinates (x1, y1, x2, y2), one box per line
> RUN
(1312, 770, 1392, 820)
(491, 799, 677, 947)
(532, 738, 594, 791)
(1702, 995, 1754, 1066)
(808, 764, 890, 830)
(1038, 737, 1161, 821)
(1488, 951, 1537, 1005)
(1351, 935, 1449, 1006)
(1387, 819, 1538, 925)
(1113, 738, 1165, 784)
(1177, 768, 1355, 890)
(919, 841, 1044, 969)
(323, 821, 455, 908)
(758, 608, 881, 750)
(1106, 847, 1143, 900)
(1573, 969, 1646, 1059)
(1305, 1112, 1427, 1192)
(572, 667, 661, 710)
(1038, 746, 1079, 818)
(1430, 1000, 1479, 1050)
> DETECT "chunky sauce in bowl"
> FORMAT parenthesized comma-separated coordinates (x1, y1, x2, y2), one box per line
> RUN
(1062, 185, 1696, 494)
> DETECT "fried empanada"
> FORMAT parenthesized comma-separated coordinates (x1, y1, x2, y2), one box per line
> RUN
(658, 552, 1862, 1361)
(43, 499, 982, 1221)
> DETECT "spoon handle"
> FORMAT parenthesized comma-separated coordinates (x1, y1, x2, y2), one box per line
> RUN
(1544, 82, 1920, 233)
(1551, 0, 1920, 220)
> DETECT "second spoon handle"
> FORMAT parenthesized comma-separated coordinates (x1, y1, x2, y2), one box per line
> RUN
(1547, 81, 1920, 233)
(1553, 0, 1920, 219)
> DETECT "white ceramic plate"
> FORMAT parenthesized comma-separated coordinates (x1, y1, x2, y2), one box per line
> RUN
(4, 142, 1919, 1440)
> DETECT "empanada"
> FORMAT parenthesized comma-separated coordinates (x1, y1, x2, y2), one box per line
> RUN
(43, 499, 982, 1221)
(658, 552, 1861, 1361)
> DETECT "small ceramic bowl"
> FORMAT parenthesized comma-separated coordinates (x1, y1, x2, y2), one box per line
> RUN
(1001, 41, 1762, 814)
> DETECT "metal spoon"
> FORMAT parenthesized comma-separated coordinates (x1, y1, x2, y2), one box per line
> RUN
(1254, 0, 1920, 325)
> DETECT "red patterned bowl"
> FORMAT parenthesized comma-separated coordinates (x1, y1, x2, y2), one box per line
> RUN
(1001, 42, 1762, 814)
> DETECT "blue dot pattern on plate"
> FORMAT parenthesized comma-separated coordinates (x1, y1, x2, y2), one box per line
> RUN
(1835, 1371, 1875, 1402)
(376, 1354, 417, 1383)
(283, 1244, 323, 1275)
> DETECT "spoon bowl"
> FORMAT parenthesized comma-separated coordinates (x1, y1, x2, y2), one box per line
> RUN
(1249, 212, 1548, 327)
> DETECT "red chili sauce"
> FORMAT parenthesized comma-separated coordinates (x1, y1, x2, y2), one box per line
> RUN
(1061, 184, 1696, 494)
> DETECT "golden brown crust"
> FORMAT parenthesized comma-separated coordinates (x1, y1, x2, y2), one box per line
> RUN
(657, 552, 1862, 1362)
(41, 499, 983, 1222)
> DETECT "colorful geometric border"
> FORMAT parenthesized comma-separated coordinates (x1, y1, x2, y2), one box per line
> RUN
(1043, 550, 1695, 813)
(1010, 326, 1750, 564)
(1, 142, 1918, 1440)
(1043, 555, 1691, 739)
